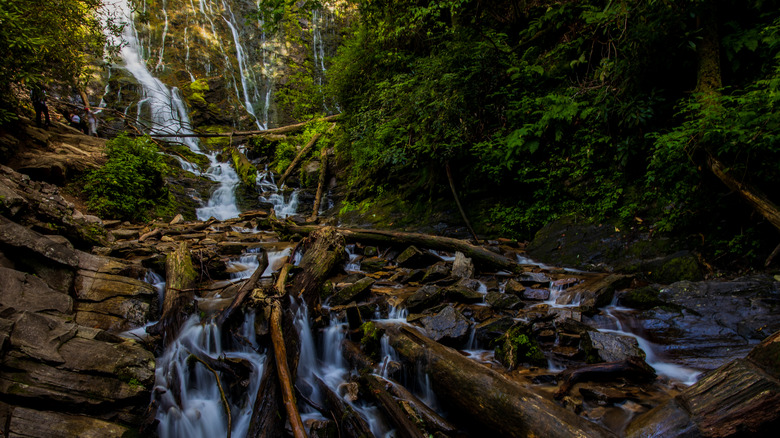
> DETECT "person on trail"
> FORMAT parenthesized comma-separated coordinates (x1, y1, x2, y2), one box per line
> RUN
(85, 107, 98, 136)
(30, 85, 50, 128)
(68, 112, 81, 130)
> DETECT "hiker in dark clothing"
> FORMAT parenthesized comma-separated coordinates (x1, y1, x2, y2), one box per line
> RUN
(30, 85, 50, 128)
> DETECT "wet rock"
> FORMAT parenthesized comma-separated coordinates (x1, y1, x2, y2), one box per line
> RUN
(504, 278, 526, 296)
(330, 277, 375, 305)
(443, 285, 484, 304)
(548, 308, 582, 323)
(360, 256, 387, 273)
(581, 331, 645, 363)
(405, 285, 443, 313)
(396, 245, 443, 269)
(475, 316, 516, 344)
(363, 246, 378, 257)
(562, 274, 631, 313)
(579, 386, 635, 404)
(558, 318, 595, 335)
(110, 228, 140, 240)
(626, 331, 780, 438)
(522, 288, 550, 300)
(516, 271, 552, 287)
(10, 312, 77, 364)
(0, 267, 73, 315)
(422, 262, 450, 283)
(7, 407, 130, 438)
(485, 291, 523, 310)
(421, 305, 470, 345)
(632, 275, 780, 369)
(451, 251, 474, 279)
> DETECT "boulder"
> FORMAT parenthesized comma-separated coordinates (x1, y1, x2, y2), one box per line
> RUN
(405, 285, 443, 313)
(485, 291, 523, 310)
(360, 256, 387, 273)
(330, 277, 375, 305)
(581, 331, 645, 363)
(420, 305, 470, 345)
(396, 245, 443, 269)
(451, 251, 474, 279)
(0, 267, 73, 315)
(504, 278, 526, 296)
(443, 285, 484, 304)
(522, 288, 550, 300)
(7, 407, 130, 438)
(422, 262, 450, 283)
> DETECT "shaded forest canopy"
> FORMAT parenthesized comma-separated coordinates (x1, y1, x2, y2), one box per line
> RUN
(2, 0, 780, 268)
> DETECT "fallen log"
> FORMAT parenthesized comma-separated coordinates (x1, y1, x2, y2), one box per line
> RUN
(626, 330, 780, 437)
(553, 357, 656, 400)
(150, 242, 198, 342)
(288, 227, 346, 310)
(276, 222, 519, 273)
(147, 114, 341, 138)
(247, 355, 285, 438)
(377, 374, 458, 435)
(270, 262, 307, 438)
(309, 147, 330, 222)
(278, 133, 323, 188)
(314, 376, 375, 438)
(215, 250, 269, 326)
(362, 373, 427, 438)
(384, 324, 614, 438)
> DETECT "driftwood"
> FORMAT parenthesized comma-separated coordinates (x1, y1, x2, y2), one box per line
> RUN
(314, 376, 375, 438)
(553, 357, 656, 399)
(189, 354, 233, 438)
(269, 262, 306, 438)
(147, 114, 341, 138)
(309, 147, 330, 222)
(288, 227, 346, 310)
(277, 222, 519, 273)
(384, 324, 614, 438)
(278, 132, 323, 188)
(362, 373, 427, 438)
(445, 161, 480, 243)
(214, 250, 269, 326)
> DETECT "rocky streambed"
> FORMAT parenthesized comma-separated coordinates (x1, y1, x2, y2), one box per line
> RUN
(1, 163, 779, 437)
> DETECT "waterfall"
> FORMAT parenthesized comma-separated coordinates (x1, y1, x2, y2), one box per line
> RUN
(256, 168, 299, 218)
(222, 0, 263, 128)
(196, 153, 241, 221)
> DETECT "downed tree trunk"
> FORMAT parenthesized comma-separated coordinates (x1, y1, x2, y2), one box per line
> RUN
(215, 250, 268, 327)
(270, 262, 306, 438)
(277, 222, 519, 273)
(626, 330, 780, 438)
(147, 114, 341, 138)
(362, 373, 427, 438)
(247, 354, 285, 438)
(377, 375, 458, 435)
(229, 146, 258, 187)
(553, 357, 656, 399)
(288, 227, 346, 310)
(278, 133, 323, 188)
(445, 161, 479, 243)
(314, 376, 375, 438)
(150, 242, 198, 342)
(309, 147, 329, 222)
(384, 324, 614, 438)
(707, 155, 780, 233)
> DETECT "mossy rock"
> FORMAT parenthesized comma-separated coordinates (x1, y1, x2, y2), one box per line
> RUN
(494, 326, 546, 369)
(360, 321, 383, 360)
(618, 286, 664, 310)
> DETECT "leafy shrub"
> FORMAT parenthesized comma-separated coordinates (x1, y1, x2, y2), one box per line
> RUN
(84, 133, 171, 222)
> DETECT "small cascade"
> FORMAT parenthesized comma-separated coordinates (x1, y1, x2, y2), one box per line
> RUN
(222, 0, 263, 128)
(196, 153, 242, 221)
(155, 315, 266, 438)
(144, 270, 166, 311)
(256, 168, 299, 218)
(344, 244, 361, 272)
(599, 304, 701, 385)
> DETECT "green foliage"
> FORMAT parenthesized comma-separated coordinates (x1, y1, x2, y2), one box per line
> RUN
(360, 321, 383, 360)
(0, 0, 112, 120)
(327, 0, 780, 261)
(84, 134, 171, 222)
(494, 326, 545, 370)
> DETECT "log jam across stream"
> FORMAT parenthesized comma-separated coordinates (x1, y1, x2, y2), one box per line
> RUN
(105, 212, 780, 438)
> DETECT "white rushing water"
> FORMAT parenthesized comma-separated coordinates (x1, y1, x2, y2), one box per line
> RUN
(196, 153, 242, 221)
(256, 168, 299, 218)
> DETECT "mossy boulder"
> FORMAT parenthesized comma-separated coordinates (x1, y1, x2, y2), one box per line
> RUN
(494, 326, 546, 369)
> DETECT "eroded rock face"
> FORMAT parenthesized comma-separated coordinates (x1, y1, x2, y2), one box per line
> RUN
(0, 215, 155, 436)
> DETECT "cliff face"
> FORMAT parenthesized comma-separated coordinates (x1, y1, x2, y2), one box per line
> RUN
(93, 0, 349, 133)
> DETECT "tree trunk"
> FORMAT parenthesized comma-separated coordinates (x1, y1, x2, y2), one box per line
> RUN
(384, 324, 615, 438)
(314, 376, 375, 438)
(151, 242, 198, 342)
(309, 147, 330, 222)
(445, 161, 480, 243)
(278, 222, 519, 273)
(362, 374, 428, 438)
(215, 250, 268, 327)
(288, 227, 346, 311)
(147, 114, 340, 138)
(554, 357, 657, 399)
(278, 133, 323, 188)
(247, 355, 285, 438)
